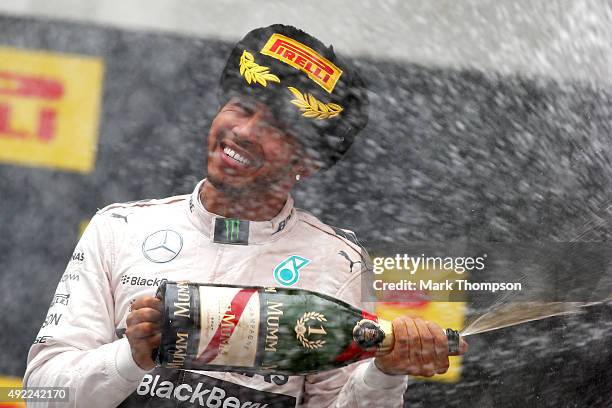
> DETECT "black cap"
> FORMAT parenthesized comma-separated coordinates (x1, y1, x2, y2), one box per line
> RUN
(219, 24, 369, 170)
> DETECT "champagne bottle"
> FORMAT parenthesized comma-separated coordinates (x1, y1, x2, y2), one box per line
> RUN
(154, 281, 461, 375)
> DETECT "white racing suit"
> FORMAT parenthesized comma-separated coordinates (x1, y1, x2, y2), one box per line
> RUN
(25, 180, 408, 407)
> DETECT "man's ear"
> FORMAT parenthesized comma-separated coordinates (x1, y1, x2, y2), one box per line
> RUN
(294, 155, 321, 180)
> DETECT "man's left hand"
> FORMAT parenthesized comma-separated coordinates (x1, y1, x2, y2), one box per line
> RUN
(374, 316, 468, 377)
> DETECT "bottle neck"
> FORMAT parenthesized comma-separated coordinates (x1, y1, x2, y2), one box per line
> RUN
(352, 318, 394, 355)
(353, 318, 461, 356)
(375, 319, 394, 356)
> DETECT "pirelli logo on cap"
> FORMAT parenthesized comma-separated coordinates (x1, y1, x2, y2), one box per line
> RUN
(261, 33, 342, 94)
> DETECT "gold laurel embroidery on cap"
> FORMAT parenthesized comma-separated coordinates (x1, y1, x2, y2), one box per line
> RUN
(239, 50, 280, 87)
(287, 87, 343, 120)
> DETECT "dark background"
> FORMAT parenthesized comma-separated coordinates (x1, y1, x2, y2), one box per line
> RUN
(1, 15, 611, 407)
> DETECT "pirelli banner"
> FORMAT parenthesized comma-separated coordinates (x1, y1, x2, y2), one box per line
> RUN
(0, 47, 103, 172)
(1, 14, 612, 408)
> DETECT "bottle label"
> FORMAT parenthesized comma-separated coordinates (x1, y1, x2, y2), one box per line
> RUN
(195, 287, 260, 367)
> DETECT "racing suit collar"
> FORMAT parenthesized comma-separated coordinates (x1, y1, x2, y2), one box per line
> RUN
(187, 179, 297, 245)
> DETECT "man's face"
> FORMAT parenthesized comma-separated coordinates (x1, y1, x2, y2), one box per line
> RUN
(206, 97, 307, 193)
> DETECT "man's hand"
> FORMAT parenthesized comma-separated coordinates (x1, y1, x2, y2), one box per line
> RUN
(125, 296, 163, 370)
(374, 316, 468, 377)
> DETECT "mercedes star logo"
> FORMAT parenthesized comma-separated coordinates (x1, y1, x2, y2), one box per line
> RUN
(142, 229, 183, 263)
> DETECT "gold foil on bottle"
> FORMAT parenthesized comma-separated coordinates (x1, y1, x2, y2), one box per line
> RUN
(376, 319, 394, 356)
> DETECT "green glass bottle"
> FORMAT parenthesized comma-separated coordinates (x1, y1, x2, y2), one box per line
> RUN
(155, 281, 460, 375)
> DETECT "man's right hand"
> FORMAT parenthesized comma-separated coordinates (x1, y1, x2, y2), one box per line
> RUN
(125, 296, 163, 370)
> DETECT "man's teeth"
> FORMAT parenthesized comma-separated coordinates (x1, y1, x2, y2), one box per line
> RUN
(223, 146, 251, 166)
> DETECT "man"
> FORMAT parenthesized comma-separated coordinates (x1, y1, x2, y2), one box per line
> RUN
(25, 24, 466, 407)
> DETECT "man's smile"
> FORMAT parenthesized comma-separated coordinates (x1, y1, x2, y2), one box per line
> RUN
(223, 145, 251, 167)
(216, 138, 263, 174)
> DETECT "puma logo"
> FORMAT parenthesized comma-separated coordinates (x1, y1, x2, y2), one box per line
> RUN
(111, 212, 130, 223)
(339, 250, 362, 273)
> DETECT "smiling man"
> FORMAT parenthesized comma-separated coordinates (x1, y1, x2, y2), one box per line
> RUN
(25, 25, 465, 407)
(203, 96, 316, 221)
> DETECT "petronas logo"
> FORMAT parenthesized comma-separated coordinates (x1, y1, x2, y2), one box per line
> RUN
(225, 219, 240, 241)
